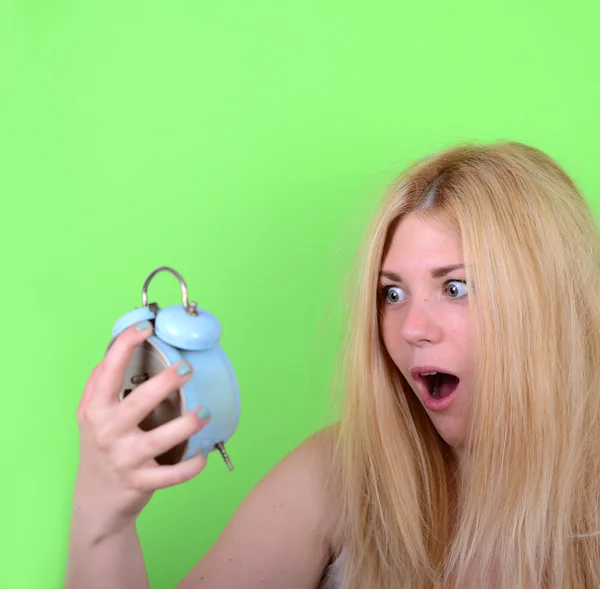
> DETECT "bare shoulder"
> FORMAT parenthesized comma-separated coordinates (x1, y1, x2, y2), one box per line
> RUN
(177, 424, 342, 589)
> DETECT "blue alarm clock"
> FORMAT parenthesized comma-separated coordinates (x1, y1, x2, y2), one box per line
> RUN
(108, 266, 240, 470)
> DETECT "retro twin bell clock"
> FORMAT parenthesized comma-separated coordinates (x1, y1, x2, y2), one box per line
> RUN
(109, 266, 240, 471)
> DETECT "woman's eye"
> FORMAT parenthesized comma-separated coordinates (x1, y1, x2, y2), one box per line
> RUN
(381, 285, 407, 304)
(445, 280, 468, 299)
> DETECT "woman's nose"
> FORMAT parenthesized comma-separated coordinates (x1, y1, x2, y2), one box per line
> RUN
(400, 299, 443, 346)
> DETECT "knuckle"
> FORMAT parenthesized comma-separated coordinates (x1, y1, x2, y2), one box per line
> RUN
(123, 391, 145, 416)
(174, 414, 198, 442)
(189, 411, 205, 432)
(182, 411, 203, 432)
(144, 418, 189, 457)
(164, 466, 188, 487)
(93, 422, 116, 450)
(144, 432, 165, 456)
(112, 450, 133, 475)
(116, 326, 136, 343)
(128, 471, 153, 493)
(182, 457, 207, 481)
(148, 369, 181, 400)
(159, 367, 180, 388)
(81, 404, 100, 426)
(169, 472, 187, 486)
(105, 329, 139, 365)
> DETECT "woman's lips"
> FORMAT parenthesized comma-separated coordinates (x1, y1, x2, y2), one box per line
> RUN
(409, 366, 460, 412)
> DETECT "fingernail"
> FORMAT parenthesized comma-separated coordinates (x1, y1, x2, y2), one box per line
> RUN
(177, 362, 191, 376)
(136, 320, 152, 331)
(197, 407, 211, 420)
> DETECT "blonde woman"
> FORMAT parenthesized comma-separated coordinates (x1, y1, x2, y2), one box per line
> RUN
(66, 142, 600, 588)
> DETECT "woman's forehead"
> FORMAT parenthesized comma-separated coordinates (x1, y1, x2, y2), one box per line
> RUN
(384, 213, 463, 264)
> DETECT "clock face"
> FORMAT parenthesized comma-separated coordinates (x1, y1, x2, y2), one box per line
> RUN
(120, 338, 187, 465)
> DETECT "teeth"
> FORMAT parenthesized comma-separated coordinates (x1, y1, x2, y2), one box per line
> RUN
(420, 371, 438, 376)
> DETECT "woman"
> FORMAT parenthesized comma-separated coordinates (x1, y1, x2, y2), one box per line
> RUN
(66, 142, 600, 588)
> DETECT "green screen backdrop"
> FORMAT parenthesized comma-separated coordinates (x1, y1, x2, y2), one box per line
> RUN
(1, 1, 598, 587)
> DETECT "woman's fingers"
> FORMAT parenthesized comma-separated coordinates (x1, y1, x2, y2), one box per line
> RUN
(91, 321, 154, 408)
(111, 360, 194, 434)
(72, 322, 213, 529)
(123, 406, 211, 468)
(130, 452, 209, 492)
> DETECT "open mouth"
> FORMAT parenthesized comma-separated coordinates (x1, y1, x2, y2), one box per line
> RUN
(418, 371, 460, 400)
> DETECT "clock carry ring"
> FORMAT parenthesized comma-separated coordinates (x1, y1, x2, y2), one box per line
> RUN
(141, 266, 198, 316)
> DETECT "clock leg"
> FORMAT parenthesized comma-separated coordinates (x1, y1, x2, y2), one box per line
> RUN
(215, 442, 233, 471)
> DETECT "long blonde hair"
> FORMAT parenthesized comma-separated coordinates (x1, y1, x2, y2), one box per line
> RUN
(334, 142, 600, 588)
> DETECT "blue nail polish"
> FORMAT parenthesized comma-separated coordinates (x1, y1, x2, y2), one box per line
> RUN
(201, 448, 210, 457)
(136, 320, 152, 331)
(177, 363, 191, 376)
(197, 407, 211, 420)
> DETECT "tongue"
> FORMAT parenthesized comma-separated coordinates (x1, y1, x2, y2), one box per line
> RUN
(432, 373, 459, 399)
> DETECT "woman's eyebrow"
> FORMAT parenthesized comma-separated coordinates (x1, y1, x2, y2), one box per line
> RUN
(379, 270, 403, 282)
(379, 263, 464, 282)
(430, 263, 464, 278)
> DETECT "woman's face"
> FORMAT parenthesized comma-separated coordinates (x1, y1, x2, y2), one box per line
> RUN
(379, 212, 475, 451)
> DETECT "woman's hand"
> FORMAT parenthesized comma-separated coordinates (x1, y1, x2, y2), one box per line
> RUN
(73, 321, 211, 541)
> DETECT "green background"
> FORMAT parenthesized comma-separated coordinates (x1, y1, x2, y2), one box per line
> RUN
(1, 1, 598, 587)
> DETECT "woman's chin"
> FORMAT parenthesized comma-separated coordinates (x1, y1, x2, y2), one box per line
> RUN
(430, 417, 468, 450)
